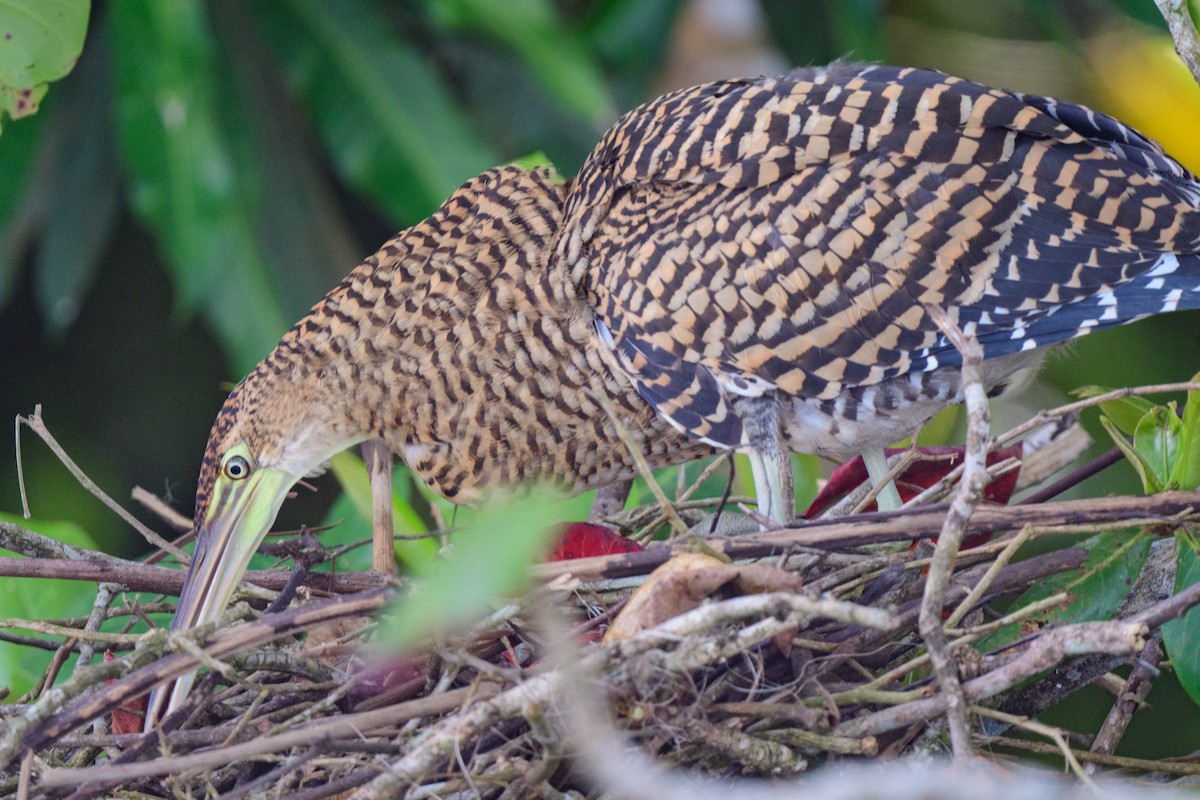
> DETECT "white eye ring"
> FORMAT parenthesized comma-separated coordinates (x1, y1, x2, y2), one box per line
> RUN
(224, 455, 251, 480)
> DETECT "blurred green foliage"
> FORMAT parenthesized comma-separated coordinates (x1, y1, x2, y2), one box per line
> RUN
(1, 0, 1200, 748)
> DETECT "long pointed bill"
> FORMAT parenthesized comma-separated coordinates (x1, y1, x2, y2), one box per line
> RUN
(144, 467, 297, 729)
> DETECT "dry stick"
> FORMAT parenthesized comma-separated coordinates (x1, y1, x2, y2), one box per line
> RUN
(918, 308, 988, 762)
(0, 519, 125, 563)
(1155, 0, 1200, 85)
(971, 706, 1098, 790)
(16, 406, 187, 560)
(836, 620, 1148, 738)
(1087, 632, 1163, 771)
(345, 593, 894, 799)
(944, 523, 1037, 629)
(7, 587, 394, 768)
(73, 582, 120, 674)
(594, 390, 688, 534)
(39, 683, 494, 786)
(131, 486, 192, 532)
(994, 382, 1200, 447)
(635, 453, 732, 540)
(0, 553, 388, 595)
(527, 491, 1200, 585)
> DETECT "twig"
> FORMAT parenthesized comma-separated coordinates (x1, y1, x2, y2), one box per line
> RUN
(1088, 632, 1163, 767)
(0, 520, 124, 562)
(976, 734, 1200, 775)
(918, 309, 987, 762)
(944, 524, 1036, 628)
(994, 382, 1200, 447)
(131, 486, 193, 532)
(75, 583, 120, 671)
(971, 707, 1098, 790)
(6, 588, 394, 767)
(594, 390, 688, 534)
(836, 620, 1147, 738)
(1154, 0, 1200, 85)
(16, 406, 187, 560)
(0, 556, 388, 595)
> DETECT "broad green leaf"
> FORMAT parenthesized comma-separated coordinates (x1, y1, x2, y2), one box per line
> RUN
(0, 0, 90, 131)
(977, 529, 1151, 652)
(327, 451, 437, 573)
(33, 39, 118, 334)
(378, 491, 561, 649)
(206, 2, 362, 318)
(422, 0, 615, 125)
(1100, 415, 1160, 493)
(249, 0, 498, 223)
(0, 105, 47, 306)
(510, 150, 559, 175)
(1133, 405, 1181, 491)
(0, 513, 99, 699)
(1076, 384, 1158, 436)
(1169, 373, 1200, 491)
(1165, 530, 1200, 708)
(582, 0, 685, 79)
(109, 0, 289, 372)
(824, 0, 886, 62)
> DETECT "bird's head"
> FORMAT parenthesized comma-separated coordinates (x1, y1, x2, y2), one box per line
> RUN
(175, 366, 363, 634)
(147, 365, 366, 725)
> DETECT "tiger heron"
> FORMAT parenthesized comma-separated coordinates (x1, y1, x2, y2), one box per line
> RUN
(146, 64, 1200, 726)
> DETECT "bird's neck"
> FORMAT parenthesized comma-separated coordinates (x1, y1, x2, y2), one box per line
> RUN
(279, 165, 709, 504)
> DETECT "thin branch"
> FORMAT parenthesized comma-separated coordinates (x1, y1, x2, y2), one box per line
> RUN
(1154, 0, 1200, 85)
(1088, 632, 1163, 767)
(919, 307, 986, 761)
(594, 390, 689, 534)
(16, 406, 187, 560)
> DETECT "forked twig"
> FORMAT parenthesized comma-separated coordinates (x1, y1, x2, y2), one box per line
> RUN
(16, 406, 187, 560)
(920, 307, 988, 762)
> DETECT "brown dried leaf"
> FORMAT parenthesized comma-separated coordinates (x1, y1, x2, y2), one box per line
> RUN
(603, 552, 803, 643)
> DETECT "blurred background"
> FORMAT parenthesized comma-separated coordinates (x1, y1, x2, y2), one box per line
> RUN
(2, 0, 1200, 735)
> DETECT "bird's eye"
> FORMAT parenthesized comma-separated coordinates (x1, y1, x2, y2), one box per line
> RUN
(223, 455, 251, 480)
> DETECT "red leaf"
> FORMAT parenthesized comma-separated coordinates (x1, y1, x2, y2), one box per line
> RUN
(803, 445, 1022, 547)
(547, 522, 644, 561)
(104, 649, 147, 735)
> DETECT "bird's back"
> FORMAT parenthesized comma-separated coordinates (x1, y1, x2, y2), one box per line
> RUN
(557, 64, 1200, 452)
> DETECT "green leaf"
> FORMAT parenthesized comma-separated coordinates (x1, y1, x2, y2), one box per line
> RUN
(422, 0, 615, 125)
(977, 529, 1151, 652)
(1169, 373, 1200, 491)
(1076, 384, 1159, 437)
(32, 37, 118, 334)
(0, 104, 47, 306)
(378, 491, 561, 649)
(327, 451, 438, 573)
(249, 0, 498, 223)
(1100, 415, 1160, 493)
(1133, 405, 1181, 491)
(824, 0, 886, 62)
(582, 0, 685, 80)
(109, 0, 289, 372)
(0, 0, 90, 131)
(0, 512, 99, 698)
(1165, 530, 1200, 708)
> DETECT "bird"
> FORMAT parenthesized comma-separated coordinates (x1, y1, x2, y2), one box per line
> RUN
(146, 63, 1200, 726)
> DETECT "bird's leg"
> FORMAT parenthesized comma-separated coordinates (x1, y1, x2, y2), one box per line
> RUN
(862, 447, 903, 512)
(588, 478, 633, 523)
(737, 394, 794, 527)
(361, 438, 396, 575)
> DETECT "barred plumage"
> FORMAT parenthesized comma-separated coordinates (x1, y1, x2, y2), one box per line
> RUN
(153, 63, 1200, 725)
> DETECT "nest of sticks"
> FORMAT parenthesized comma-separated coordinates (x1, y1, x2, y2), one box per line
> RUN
(4, 340, 1200, 799)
